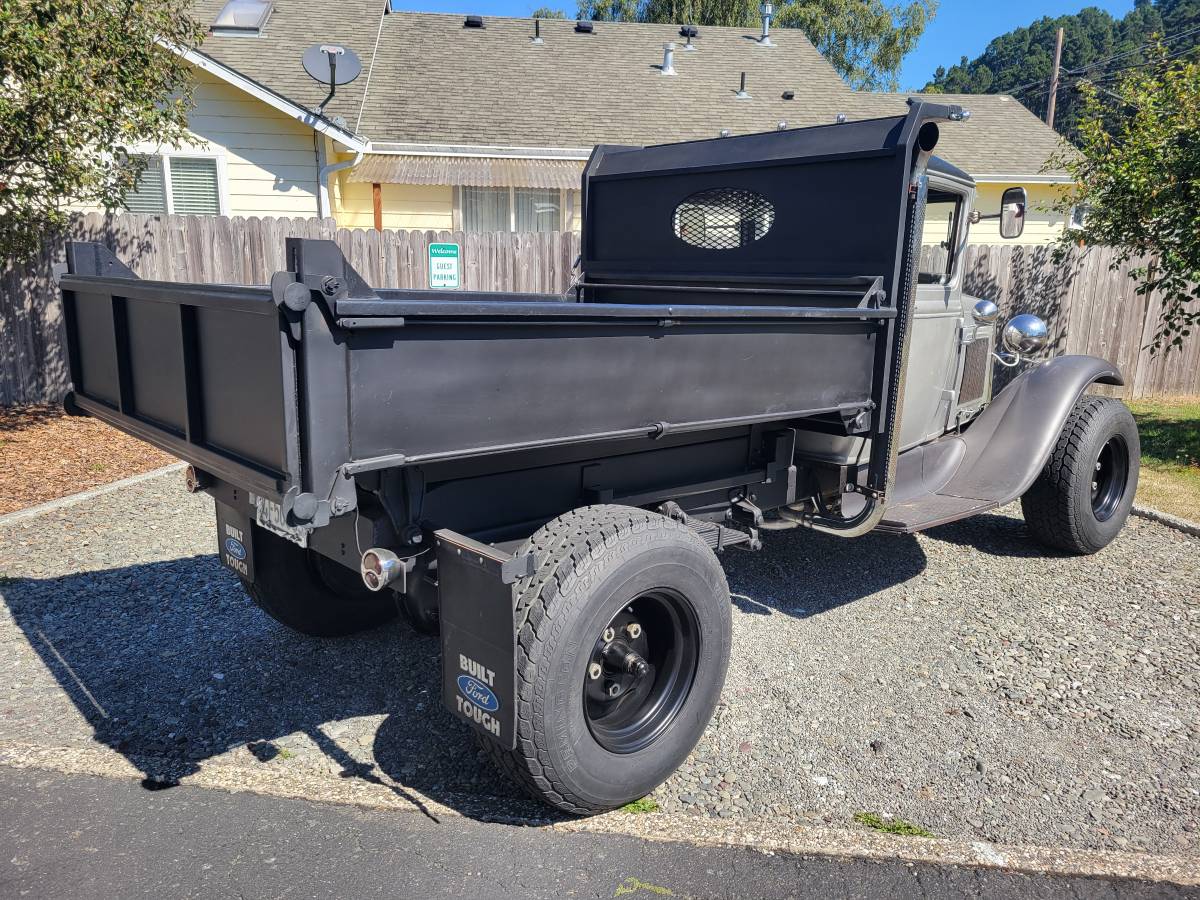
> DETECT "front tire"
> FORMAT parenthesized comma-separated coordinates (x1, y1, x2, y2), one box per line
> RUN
(241, 524, 398, 637)
(481, 505, 731, 815)
(1021, 396, 1140, 555)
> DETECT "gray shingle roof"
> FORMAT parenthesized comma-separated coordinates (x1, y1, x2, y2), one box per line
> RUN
(189, 4, 1069, 179)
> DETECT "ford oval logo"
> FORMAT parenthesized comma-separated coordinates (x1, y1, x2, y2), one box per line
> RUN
(456, 674, 499, 712)
(224, 537, 247, 561)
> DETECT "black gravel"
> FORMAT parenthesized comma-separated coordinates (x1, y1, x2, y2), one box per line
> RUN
(0, 472, 1195, 852)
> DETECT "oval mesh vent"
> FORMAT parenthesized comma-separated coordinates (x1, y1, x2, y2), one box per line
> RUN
(673, 188, 775, 250)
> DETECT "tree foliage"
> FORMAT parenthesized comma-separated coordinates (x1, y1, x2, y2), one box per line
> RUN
(1050, 50, 1200, 352)
(530, 6, 569, 18)
(573, 0, 937, 90)
(922, 0, 1200, 137)
(0, 0, 205, 260)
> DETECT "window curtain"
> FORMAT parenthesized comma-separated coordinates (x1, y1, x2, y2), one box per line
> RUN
(515, 188, 560, 232)
(124, 156, 167, 214)
(462, 186, 510, 232)
(169, 158, 221, 215)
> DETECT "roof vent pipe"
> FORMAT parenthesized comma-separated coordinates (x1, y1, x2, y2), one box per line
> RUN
(531, 17, 543, 44)
(661, 42, 676, 75)
(757, 0, 774, 46)
(734, 71, 750, 99)
(682, 24, 697, 50)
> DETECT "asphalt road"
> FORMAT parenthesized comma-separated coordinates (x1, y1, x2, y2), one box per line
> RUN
(0, 768, 1191, 900)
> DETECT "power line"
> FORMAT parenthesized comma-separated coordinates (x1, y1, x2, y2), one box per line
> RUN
(1007, 41, 1200, 104)
(949, 22, 1200, 101)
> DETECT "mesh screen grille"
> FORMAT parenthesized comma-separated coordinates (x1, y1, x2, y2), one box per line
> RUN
(959, 337, 990, 405)
(673, 188, 774, 250)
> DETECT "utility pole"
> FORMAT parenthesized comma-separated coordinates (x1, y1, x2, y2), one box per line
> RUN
(1046, 26, 1064, 129)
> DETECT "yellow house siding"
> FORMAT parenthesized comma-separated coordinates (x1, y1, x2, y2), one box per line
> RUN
(72, 67, 322, 217)
(335, 181, 454, 230)
(968, 183, 1070, 245)
(332, 176, 584, 233)
(187, 69, 321, 217)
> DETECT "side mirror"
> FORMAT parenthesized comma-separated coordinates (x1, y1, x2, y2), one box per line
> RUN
(999, 186, 1027, 239)
(972, 299, 999, 325)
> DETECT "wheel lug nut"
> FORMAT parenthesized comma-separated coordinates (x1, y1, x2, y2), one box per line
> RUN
(588, 662, 603, 680)
(603, 626, 616, 643)
(607, 682, 622, 698)
(625, 622, 642, 639)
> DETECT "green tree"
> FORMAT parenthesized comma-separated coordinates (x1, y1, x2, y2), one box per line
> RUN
(574, 0, 937, 90)
(531, 6, 569, 18)
(1050, 51, 1200, 352)
(921, 0, 1200, 137)
(0, 0, 204, 260)
(775, 0, 935, 90)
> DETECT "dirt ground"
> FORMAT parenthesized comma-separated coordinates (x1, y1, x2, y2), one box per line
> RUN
(0, 405, 175, 515)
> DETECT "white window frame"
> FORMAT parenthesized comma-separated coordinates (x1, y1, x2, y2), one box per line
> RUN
(454, 186, 573, 232)
(127, 146, 229, 216)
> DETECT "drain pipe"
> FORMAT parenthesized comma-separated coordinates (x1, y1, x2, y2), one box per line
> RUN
(317, 147, 365, 221)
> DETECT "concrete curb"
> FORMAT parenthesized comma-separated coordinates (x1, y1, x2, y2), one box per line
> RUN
(1132, 504, 1200, 538)
(0, 741, 1195, 887)
(0, 463, 186, 527)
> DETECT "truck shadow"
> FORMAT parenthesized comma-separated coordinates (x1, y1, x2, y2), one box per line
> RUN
(721, 528, 927, 617)
(2, 530, 929, 823)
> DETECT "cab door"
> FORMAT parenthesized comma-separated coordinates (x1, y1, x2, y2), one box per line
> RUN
(898, 184, 969, 450)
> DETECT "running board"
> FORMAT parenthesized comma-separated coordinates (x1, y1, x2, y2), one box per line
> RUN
(688, 519, 759, 551)
(875, 494, 998, 534)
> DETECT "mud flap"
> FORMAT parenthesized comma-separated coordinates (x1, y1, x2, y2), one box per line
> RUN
(215, 502, 255, 582)
(435, 530, 538, 750)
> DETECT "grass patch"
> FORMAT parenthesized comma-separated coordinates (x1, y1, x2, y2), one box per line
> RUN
(276, 747, 295, 760)
(1126, 397, 1200, 520)
(853, 811, 934, 837)
(620, 797, 660, 814)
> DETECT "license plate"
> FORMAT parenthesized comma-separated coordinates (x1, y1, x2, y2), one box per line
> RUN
(215, 502, 255, 582)
(250, 492, 308, 547)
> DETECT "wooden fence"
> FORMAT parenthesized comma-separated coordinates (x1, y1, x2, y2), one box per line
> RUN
(2, 212, 1198, 406)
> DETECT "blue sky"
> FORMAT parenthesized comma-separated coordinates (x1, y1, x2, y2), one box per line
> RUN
(388, 0, 1138, 90)
(897, 0, 1136, 90)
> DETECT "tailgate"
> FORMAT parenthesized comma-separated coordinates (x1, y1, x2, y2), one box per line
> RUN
(58, 242, 298, 499)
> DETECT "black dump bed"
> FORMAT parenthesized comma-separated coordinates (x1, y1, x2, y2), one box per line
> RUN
(58, 101, 962, 532)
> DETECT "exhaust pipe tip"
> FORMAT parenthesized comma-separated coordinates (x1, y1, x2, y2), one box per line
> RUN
(184, 465, 210, 494)
(361, 548, 404, 592)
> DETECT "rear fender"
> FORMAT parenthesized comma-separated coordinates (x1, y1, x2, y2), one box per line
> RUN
(941, 355, 1122, 504)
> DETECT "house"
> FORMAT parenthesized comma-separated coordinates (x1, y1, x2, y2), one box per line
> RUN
(114, 0, 1073, 243)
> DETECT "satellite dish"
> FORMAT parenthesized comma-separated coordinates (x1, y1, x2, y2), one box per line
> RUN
(302, 43, 362, 86)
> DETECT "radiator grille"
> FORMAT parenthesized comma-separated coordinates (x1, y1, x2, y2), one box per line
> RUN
(959, 337, 990, 405)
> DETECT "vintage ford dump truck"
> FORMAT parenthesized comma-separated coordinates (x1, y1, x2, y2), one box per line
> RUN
(57, 101, 1139, 814)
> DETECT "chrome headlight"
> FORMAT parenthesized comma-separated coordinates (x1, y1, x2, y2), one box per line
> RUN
(1002, 314, 1049, 355)
(972, 299, 999, 325)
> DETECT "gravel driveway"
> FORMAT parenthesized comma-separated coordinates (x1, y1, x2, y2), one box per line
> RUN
(0, 471, 1195, 855)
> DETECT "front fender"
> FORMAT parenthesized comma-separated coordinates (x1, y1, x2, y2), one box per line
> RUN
(941, 355, 1123, 504)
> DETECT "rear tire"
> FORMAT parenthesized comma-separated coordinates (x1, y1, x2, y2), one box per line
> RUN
(241, 525, 398, 637)
(479, 505, 731, 815)
(1021, 396, 1140, 555)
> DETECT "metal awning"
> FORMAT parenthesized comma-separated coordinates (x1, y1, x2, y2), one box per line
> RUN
(347, 155, 586, 190)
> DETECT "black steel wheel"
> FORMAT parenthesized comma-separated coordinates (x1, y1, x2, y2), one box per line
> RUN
(1022, 396, 1140, 555)
(479, 505, 731, 815)
(583, 590, 700, 755)
(1091, 434, 1130, 522)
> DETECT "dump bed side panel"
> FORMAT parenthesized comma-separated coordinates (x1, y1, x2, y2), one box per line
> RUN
(60, 245, 297, 498)
(344, 316, 879, 466)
